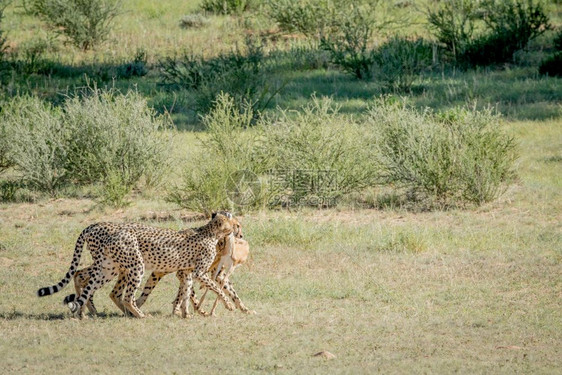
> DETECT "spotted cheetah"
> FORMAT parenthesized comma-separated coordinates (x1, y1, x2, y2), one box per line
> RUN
(37, 212, 236, 318)
(64, 219, 247, 318)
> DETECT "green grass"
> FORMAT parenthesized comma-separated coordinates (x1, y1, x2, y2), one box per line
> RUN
(0, 0, 561, 373)
(0, 119, 561, 373)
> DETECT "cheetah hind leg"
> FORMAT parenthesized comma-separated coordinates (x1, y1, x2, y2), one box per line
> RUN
(109, 273, 129, 316)
(121, 265, 146, 319)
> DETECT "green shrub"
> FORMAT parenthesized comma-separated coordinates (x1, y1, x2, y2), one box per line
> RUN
(426, 0, 480, 63)
(170, 94, 381, 213)
(159, 38, 279, 115)
(372, 37, 434, 92)
(200, 0, 255, 14)
(319, 4, 378, 79)
(539, 52, 562, 76)
(29, 0, 121, 50)
(265, 0, 336, 37)
(428, 0, 551, 66)
(178, 14, 210, 29)
(259, 97, 380, 205)
(0, 1, 8, 61)
(1, 96, 69, 193)
(63, 89, 172, 190)
(0, 90, 172, 200)
(368, 100, 517, 206)
(97, 169, 132, 207)
(12, 36, 58, 75)
(168, 93, 268, 214)
(463, 0, 551, 66)
(268, 1, 393, 79)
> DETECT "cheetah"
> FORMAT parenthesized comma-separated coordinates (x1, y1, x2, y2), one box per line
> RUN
(64, 218, 248, 318)
(37, 212, 237, 318)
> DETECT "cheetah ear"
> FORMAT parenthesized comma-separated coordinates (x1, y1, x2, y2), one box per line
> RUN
(211, 212, 217, 219)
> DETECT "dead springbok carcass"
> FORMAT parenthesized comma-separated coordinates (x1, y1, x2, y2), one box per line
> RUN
(189, 234, 253, 316)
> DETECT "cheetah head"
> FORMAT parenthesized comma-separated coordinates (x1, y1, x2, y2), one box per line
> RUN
(210, 211, 236, 239)
(216, 216, 243, 252)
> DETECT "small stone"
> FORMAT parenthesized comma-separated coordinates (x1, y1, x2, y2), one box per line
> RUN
(313, 351, 336, 360)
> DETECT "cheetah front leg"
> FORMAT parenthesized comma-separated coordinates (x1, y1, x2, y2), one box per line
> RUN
(193, 268, 236, 312)
(173, 270, 210, 317)
(220, 279, 256, 315)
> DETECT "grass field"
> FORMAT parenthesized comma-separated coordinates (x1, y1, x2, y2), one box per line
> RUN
(1, 0, 561, 373)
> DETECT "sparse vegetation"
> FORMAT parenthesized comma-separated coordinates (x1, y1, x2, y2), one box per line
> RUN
(28, 0, 121, 50)
(370, 100, 517, 206)
(0, 0, 560, 373)
(372, 37, 434, 92)
(200, 0, 255, 14)
(0, 89, 172, 201)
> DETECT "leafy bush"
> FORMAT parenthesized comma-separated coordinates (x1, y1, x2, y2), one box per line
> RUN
(372, 37, 434, 92)
(539, 52, 562, 76)
(319, 4, 378, 79)
(428, 0, 551, 66)
(427, 0, 480, 63)
(265, 0, 336, 37)
(11, 36, 58, 75)
(368, 100, 517, 206)
(0, 90, 172, 201)
(159, 38, 279, 115)
(1, 96, 69, 193)
(168, 93, 268, 214)
(29, 0, 121, 50)
(259, 97, 380, 204)
(463, 0, 551, 66)
(200, 0, 255, 14)
(0, 1, 8, 61)
(179, 14, 210, 29)
(63, 89, 172, 191)
(169, 94, 379, 213)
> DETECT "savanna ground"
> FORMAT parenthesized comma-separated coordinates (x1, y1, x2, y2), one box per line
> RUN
(1, 0, 561, 373)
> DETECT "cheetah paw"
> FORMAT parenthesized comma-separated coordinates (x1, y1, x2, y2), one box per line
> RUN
(67, 302, 79, 314)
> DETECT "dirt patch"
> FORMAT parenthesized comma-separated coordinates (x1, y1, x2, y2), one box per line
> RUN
(136, 211, 207, 223)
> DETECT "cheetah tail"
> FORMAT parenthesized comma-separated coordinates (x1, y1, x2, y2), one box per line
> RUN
(63, 294, 76, 305)
(37, 229, 87, 297)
